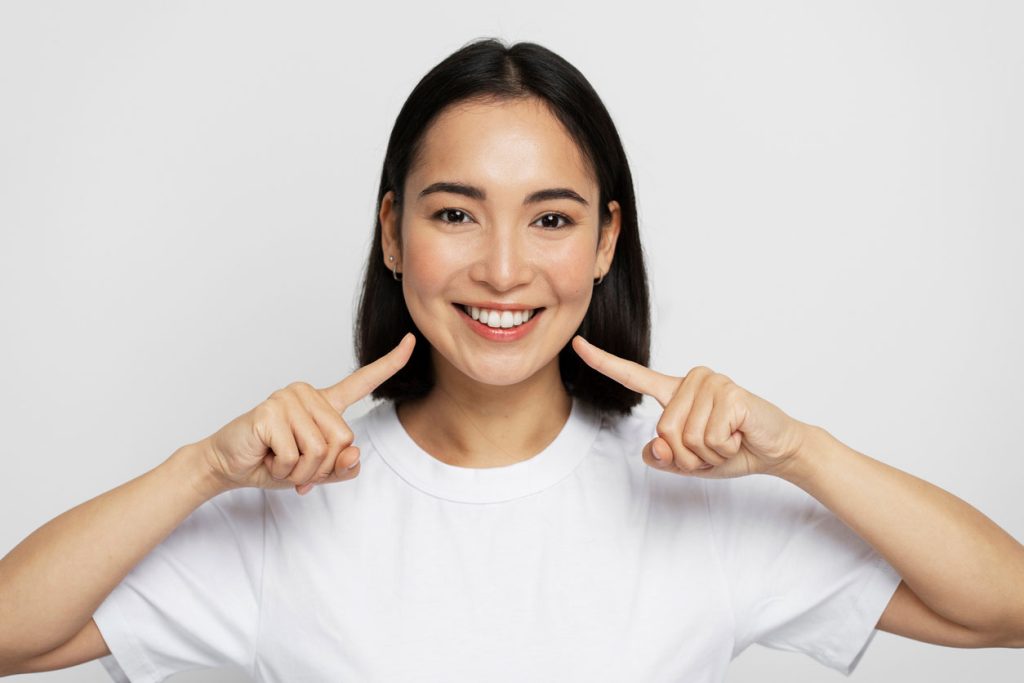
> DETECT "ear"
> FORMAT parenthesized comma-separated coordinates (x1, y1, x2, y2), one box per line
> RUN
(379, 190, 402, 272)
(595, 200, 621, 280)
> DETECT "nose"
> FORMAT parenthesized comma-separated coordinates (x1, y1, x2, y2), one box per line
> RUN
(468, 225, 535, 292)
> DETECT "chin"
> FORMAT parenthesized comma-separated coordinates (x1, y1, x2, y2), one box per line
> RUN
(461, 361, 538, 387)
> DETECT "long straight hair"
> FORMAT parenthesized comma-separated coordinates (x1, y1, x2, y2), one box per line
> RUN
(355, 37, 650, 416)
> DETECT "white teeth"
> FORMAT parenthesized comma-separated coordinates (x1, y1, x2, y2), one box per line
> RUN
(462, 304, 537, 328)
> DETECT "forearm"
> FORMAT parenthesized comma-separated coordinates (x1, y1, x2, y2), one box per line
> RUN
(0, 441, 226, 662)
(775, 425, 1024, 637)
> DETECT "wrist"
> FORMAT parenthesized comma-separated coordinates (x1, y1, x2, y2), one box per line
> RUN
(167, 440, 236, 503)
(769, 422, 831, 486)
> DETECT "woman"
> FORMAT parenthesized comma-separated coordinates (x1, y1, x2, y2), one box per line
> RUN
(1, 38, 1022, 682)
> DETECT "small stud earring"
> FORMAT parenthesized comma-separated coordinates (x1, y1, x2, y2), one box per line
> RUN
(388, 255, 402, 281)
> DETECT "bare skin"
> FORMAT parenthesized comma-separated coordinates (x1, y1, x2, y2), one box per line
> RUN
(379, 96, 620, 468)
(0, 335, 416, 671)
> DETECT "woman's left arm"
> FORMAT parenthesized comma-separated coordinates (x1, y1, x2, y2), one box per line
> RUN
(571, 335, 1024, 648)
(773, 425, 1024, 647)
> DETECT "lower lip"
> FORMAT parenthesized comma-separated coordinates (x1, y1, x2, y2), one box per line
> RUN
(454, 304, 544, 342)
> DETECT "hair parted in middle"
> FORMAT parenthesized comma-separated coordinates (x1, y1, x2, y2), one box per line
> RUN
(355, 36, 651, 417)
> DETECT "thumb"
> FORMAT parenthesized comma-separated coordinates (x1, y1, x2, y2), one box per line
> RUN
(301, 445, 362, 491)
(327, 445, 362, 481)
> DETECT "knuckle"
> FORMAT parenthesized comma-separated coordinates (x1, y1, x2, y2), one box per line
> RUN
(674, 450, 698, 467)
(729, 385, 748, 402)
(681, 429, 703, 450)
(276, 448, 299, 464)
(269, 389, 297, 408)
(335, 425, 354, 447)
(274, 456, 298, 476)
(252, 402, 273, 423)
(305, 440, 328, 460)
(304, 427, 329, 452)
(686, 365, 713, 380)
(656, 428, 679, 448)
(655, 417, 679, 442)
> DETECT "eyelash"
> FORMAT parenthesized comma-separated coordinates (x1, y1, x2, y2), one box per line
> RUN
(431, 207, 575, 230)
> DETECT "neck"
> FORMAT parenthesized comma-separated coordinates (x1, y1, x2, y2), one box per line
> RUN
(396, 350, 573, 469)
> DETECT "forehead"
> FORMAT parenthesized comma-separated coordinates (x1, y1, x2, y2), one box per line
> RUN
(409, 97, 596, 198)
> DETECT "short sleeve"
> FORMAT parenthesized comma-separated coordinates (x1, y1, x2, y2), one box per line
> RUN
(92, 486, 266, 682)
(703, 474, 902, 676)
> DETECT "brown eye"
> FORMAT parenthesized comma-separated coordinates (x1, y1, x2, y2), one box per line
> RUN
(534, 213, 574, 230)
(434, 208, 471, 224)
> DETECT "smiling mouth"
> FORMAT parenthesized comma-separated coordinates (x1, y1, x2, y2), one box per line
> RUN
(452, 303, 545, 329)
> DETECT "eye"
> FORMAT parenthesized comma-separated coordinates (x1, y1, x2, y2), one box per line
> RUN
(431, 208, 575, 230)
(433, 208, 473, 224)
(533, 212, 575, 230)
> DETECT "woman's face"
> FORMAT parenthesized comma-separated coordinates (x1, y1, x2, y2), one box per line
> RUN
(380, 96, 620, 388)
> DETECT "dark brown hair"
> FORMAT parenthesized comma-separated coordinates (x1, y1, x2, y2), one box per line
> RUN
(355, 37, 650, 416)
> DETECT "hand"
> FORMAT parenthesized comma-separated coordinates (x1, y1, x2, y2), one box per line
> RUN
(199, 333, 416, 495)
(571, 335, 810, 479)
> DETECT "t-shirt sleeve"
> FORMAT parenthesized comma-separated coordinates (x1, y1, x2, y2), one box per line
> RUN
(92, 486, 266, 682)
(703, 473, 902, 676)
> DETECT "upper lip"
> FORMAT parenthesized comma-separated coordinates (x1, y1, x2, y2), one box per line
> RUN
(455, 301, 542, 311)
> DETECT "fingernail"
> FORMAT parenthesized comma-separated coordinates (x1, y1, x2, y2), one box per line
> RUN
(652, 442, 663, 461)
(347, 459, 360, 470)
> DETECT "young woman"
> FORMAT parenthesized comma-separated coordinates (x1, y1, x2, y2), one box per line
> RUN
(2, 38, 1022, 682)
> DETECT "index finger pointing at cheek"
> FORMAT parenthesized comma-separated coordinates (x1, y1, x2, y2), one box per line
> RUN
(322, 332, 416, 412)
(571, 335, 679, 408)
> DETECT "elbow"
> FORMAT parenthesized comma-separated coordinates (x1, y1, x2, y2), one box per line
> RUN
(999, 609, 1024, 648)
(1006, 629, 1024, 649)
(989, 622, 1024, 649)
(0, 657, 25, 677)
(998, 635, 1024, 649)
(0, 649, 15, 676)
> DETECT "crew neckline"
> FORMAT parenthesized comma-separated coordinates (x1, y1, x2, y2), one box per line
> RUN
(364, 396, 603, 504)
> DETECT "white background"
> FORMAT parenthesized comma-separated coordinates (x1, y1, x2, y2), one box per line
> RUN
(1, 1, 1022, 680)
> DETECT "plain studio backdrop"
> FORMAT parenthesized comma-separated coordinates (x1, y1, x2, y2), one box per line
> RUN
(1, 1, 1022, 681)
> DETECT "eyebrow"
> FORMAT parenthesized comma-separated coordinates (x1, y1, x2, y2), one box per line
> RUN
(417, 181, 589, 208)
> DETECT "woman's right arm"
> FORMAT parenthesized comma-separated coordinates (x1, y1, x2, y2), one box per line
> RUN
(0, 333, 414, 676)
(0, 440, 226, 672)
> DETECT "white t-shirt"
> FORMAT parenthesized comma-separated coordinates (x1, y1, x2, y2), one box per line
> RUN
(93, 397, 902, 682)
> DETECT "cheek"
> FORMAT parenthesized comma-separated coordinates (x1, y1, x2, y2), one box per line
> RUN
(403, 233, 464, 291)
(542, 239, 596, 300)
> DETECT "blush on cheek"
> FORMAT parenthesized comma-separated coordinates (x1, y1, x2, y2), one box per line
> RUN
(404, 233, 467, 283)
